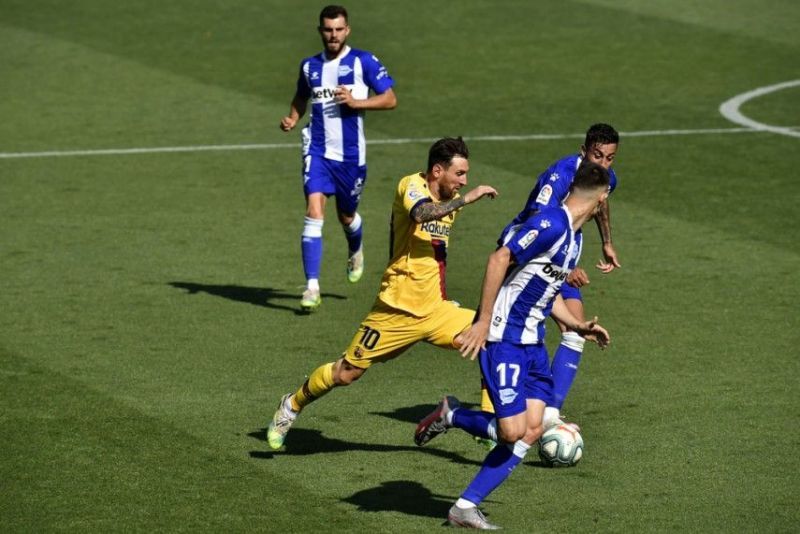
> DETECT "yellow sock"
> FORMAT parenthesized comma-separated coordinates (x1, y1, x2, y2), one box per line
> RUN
(480, 379, 495, 413)
(291, 361, 335, 412)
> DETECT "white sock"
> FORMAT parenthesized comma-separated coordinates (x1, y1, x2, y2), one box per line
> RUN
(307, 278, 320, 291)
(446, 408, 458, 426)
(455, 498, 477, 510)
(543, 406, 560, 427)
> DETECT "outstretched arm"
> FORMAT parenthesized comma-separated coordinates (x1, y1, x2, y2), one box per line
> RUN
(411, 185, 498, 223)
(551, 295, 610, 348)
(594, 200, 621, 272)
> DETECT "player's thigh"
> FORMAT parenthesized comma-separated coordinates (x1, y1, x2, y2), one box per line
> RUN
(303, 155, 337, 198)
(523, 344, 553, 408)
(332, 162, 367, 216)
(343, 303, 424, 369)
(479, 341, 530, 420)
(425, 301, 476, 349)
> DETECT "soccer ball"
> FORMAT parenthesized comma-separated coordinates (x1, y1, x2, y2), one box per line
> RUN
(538, 424, 584, 467)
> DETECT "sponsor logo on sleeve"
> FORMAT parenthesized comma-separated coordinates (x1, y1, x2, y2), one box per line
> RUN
(539, 219, 551, 229)
(517, 229, 538, 249)
(535, 184, 553, 205)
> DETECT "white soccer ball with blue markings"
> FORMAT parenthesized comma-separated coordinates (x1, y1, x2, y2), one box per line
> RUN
(538, 424, 584, 467)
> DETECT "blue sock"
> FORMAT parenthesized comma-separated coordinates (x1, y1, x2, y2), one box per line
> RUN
(550, 332, 585, 409)
(461, 441, 530, 505)
(301, 217, 324, 282)
(343, 213, 362, 254)
(451, 409, 497, 441)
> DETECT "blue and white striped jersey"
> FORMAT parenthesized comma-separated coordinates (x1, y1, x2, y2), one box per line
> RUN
(296, 46, 394, 165)
(501, 154, 618, 235)
(488, 206, 580, 345)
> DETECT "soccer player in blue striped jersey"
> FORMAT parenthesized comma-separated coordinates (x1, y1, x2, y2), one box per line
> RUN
(415, 161, 612, 529)
(490, 123, 621, 428)
(280, 5, 397, 311)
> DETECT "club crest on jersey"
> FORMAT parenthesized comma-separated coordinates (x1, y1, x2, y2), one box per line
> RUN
(517, 229, 538, 249)
(338, 65, 353, 77)
(499, 388, 518, 405)
(535, 184, 553, 205)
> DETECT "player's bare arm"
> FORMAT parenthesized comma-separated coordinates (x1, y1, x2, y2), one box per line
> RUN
(410, 185, 497, 224)
(335, 86, 397, 110)
(594, 201, 621, 271)
(566, 267, 590, 288)
(551, 295, 610, 348)
(458, 246, 513, 361)
(279, 94, 308, 131)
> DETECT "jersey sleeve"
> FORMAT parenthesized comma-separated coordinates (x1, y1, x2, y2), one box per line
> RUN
(295, 60, 311, 99)
(503, 214, 564, 265)
(400, 175, 431, 218)
(360, 52, 394, 94)
(531, 162, 573, 211)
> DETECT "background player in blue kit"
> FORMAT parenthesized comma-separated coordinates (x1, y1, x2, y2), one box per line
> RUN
(279, 5, 397, 311)
(415, 161, 612, 530)
(485, 123, 622, 429)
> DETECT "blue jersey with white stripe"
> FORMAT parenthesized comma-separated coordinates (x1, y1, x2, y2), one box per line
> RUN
(488, 206, 580, 345)
(296, 46, 394, 165)
(500, 154, 618, 238)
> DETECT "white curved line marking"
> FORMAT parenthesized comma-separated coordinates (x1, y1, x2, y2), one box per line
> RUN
(719, 80, 800, 138)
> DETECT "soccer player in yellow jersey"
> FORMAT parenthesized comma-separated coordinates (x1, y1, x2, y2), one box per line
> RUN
(266, 137, 498, 449)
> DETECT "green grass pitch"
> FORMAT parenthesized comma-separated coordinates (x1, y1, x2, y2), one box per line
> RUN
(1, 1, 798, 531)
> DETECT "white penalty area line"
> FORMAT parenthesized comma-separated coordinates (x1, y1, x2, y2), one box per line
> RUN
(0, 126, 783, 160)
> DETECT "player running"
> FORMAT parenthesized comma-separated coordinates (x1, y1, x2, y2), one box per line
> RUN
(266, 137, 497, 449)
(279, 5, 397, 311)
(481, 123, 621, 429)
(416, 160, 612, 529)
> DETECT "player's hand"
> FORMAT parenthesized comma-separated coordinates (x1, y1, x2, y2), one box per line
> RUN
(566, 267, 590, 288)
(280, 116, 297, 132)
(334, 85, 355, 107)
(456, 321, 490, 361)
(596, 242, 621, 273)
(577, 316, 610, 349)
(463, 185, 498, 204)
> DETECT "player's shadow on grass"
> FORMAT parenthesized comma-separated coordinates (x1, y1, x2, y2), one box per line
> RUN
(248, 428, 480, 466)
(342, 480, 453, 519)
(168, 281, 345, 314)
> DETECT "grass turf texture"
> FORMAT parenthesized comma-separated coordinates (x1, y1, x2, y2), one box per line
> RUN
(1, 0, 798, 531)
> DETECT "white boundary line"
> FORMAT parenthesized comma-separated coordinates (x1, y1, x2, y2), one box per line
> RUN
(0, 126, 778, 160)
(719, 80, 800, 138)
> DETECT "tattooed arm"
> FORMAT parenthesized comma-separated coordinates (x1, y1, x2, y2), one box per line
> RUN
(410, 185, 498, 223)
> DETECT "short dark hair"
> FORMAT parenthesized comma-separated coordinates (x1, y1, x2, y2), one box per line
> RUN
(427, 137, 469, 172)
(571, 160, 610, 193)
(584, 123, 619, 149)
(319, 5, 348, 26)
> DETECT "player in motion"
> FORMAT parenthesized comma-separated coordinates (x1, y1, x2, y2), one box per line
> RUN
(280, 5, 397, 311)
(415, 161, 612, 530)
(266, 137, 498, 449)
(483, 123, 622, 428)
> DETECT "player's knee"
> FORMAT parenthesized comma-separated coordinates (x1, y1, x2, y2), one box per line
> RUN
(333, 359, 366, 386)
(497, 421, 525, 443)
(523, 423, 545, 445)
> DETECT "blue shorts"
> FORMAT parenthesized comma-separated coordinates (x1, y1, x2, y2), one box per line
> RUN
(559, 282, 582, 301)
(303, 155, 367, 215)
(479, 341, 553, 419)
